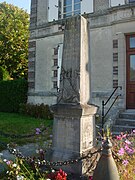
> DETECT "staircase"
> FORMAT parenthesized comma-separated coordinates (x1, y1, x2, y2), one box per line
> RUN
(112, 110, 135, 135)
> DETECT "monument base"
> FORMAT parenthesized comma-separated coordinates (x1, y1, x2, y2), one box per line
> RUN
(51, 103, 98, 176)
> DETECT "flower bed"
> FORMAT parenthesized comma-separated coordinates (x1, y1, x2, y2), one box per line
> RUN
(0, 130, 135, 180)
(112, 130, 135, 180)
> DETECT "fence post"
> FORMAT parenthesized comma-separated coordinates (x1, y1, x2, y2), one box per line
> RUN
(102, 100, 104, 136)
(93, 137, 119, 180)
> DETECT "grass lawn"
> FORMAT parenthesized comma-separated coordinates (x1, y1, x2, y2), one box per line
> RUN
(0, 112, 53, 151)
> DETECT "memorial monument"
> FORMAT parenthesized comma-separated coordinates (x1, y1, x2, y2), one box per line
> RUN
(51, 15, 98, 176)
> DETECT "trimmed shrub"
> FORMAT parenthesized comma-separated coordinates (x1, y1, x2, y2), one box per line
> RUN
(0, 67, 10, 80)
(19, 103, 53, 120)
(0, 79, 28, 112)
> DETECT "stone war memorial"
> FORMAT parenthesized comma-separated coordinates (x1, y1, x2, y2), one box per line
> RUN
(51, 15, 98, 176)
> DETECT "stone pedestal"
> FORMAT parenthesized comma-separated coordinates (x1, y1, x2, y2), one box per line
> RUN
(51, 103, 97, 175)
(51, 16, 98, 176)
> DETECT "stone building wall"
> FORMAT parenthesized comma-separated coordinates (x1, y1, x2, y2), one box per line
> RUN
(28, 23, 64, 104)
(89, 5, 135, 111)
(93, 0, 110, 12)
(28, 2, 135, 116)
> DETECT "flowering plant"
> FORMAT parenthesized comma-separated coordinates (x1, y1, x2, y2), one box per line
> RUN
(0, 127, 66, 180)
(2, 157, 67, 180)
(47, 169, 67, 180)
(111, 130, 135, 180)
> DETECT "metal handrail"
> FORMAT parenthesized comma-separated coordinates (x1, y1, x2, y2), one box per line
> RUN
(101, 86, 122, 129)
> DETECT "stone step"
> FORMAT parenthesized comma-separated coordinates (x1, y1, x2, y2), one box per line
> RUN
(111, 131, 121, 136)
(111, 110, 135, 135)
(119, 112, 135, 119)
(115, 118, 135, 126)
(112, 125, 135, 133)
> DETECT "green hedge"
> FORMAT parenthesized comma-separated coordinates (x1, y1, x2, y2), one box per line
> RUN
(0, 79, 28, 112)
(19, 103, 53, 120)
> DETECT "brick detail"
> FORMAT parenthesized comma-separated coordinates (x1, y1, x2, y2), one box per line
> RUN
(53, 70, 58, 77)
(29, 41, 36, 48)
(28, 72, 35, 79)
(54, 47, 58, 55)
(28, 61, 35, 69)
(30, 17, 37, 25)
(53, 81, 57, 89)
(31, 7, 37, 15)
(31, 0, 37, 5)
(113, 53, 118, 62)
(28, 39, 36, 90)
(112, 39, 118, 88)
(113, 66, 118, 75)
(113, 40, 118, 48)
(52, 47, 59, 89)
(28, 51, 36, 58)
(28, 0, 37, 89)
(113, 80, 118, 88)
(28, 82, 35, 89)
(53, 59, 58, 66)
(30, 0, 37, 27)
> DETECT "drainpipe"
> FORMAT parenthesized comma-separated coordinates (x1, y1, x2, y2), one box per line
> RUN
(93, 137, 119, 180)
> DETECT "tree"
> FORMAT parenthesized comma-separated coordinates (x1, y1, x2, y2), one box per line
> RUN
(0, 2, 29, 79)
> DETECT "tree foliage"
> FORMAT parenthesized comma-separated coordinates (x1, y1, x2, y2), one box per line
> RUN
(0, 2, 29, 79)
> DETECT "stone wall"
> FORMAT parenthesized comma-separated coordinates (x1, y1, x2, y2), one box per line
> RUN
(28, 4, 135, 117)
(93, 0, 109, 12)
(89, 5, 135, 111)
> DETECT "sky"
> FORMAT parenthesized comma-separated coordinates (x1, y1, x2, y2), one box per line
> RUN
(0, 0, 31, 13)
(0, 0, 125, 14)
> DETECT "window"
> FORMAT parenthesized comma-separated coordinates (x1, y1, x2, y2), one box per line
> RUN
(64, 12, 72, 18)
(59, 0, 81, 19)
(64, 0, 72, 6)
(130, 55, 135, 81)
(74, 3, 80, 10)
(130, 37, 135, 48)
(129, 0, 135, 3)
(126, 34, 135, 108)
(74, 10, 80, 15)
(64, 6, 72, 13)
(74, 0, 80, 3)
(126, 35, 135, 82)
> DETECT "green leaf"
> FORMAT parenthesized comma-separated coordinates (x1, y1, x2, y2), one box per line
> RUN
(0, 2, 29, 79)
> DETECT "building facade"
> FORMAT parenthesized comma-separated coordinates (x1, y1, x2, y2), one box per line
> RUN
(30, 0, 92, 23)
(28, 0, 135, 120)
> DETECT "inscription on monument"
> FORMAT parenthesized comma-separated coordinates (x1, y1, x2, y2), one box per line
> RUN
(58, 67, 80, 103)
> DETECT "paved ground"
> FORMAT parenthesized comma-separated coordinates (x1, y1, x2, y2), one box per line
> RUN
(0, 143, 39, 173)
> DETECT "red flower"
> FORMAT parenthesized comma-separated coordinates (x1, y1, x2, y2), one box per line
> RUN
(48, 169, 67, 180)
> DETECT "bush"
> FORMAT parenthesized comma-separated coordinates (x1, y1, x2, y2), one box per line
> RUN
(0, 67, 10, 80)
(0, 79, 27, 112)
(19, 103, 53, 120)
